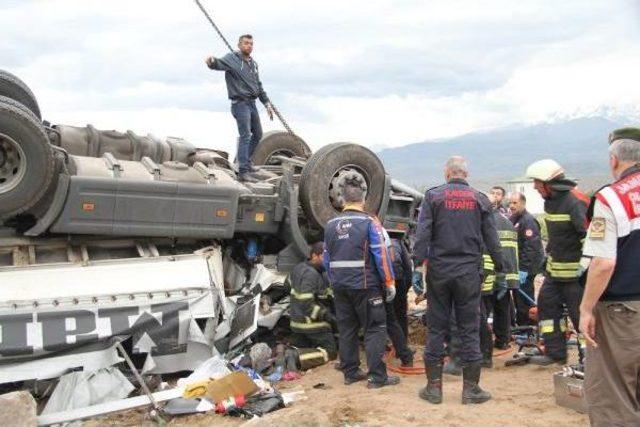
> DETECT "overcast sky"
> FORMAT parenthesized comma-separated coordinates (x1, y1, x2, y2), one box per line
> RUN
(2, 0, 640, 154)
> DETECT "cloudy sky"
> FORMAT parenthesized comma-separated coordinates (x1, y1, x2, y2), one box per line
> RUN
(2, 0, 640, 154)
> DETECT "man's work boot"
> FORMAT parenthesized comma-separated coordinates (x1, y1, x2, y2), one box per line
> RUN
(528, 355, 566, 366)
(443, 359, 462, 376)
(238, 173, 259, 183)
(461, 363, 492, 404)
(481, 357, 493, 369)
(366, 375, 400, 389)
(344, 369, 368, 385)
(248, 166, 276, 180)
(419, 363, 443, 404)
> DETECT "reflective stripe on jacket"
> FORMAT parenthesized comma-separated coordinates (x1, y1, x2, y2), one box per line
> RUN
(289, 261, 332, 332)
(544, 188, 588, 281)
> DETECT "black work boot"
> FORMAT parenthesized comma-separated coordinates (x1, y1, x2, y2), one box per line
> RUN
(528, 355, 566, 366)
(443, 358, 462, 376)
(419, 363, 443, 404)
(344, 369, 368, 385)
(366, 375, 401, 389)
(461, 363, 491, 404)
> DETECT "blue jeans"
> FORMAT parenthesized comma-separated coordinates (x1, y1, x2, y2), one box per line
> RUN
(231, 99, 263, 173)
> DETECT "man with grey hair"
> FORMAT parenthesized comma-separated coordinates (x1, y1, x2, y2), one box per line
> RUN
(414, 155, 503, 404)
(323, 183, 400, 389)
(580, 128, 640, 426)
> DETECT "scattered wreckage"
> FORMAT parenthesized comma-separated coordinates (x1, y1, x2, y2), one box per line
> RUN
(0, 70, 422, 423)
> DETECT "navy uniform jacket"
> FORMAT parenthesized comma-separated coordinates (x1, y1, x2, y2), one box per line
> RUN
(323, 206, 395, 291)
(510, 209, 544, 275)
(414, 178, 503, 277)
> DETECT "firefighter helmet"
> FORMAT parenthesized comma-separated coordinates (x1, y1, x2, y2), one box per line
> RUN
(525, 159, 565, 182)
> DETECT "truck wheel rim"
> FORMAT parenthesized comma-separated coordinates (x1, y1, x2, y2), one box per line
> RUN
(0, 133, 27, 194)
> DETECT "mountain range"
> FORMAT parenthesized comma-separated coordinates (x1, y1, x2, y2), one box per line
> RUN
(378, 116, 636, 192)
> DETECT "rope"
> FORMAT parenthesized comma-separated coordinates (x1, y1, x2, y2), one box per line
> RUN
(194, 0, 297, 136)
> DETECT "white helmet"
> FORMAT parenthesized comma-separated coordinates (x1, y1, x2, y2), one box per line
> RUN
(526, 159, 565, 182)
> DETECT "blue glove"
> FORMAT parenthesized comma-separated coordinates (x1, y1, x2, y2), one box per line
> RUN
(518, 271, 528, 285)
(412, 271, 424, 295)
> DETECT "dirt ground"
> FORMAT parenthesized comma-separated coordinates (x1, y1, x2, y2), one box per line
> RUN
(85, 344, 588, 427)
(85, 286, 588, 426)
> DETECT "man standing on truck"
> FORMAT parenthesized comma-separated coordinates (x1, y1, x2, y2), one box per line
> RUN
(205, 34, 275, 183)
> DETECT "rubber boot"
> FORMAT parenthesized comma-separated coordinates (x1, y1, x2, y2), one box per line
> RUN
(443, 358, 462, 376)
(461, 363, 491, 404)
(419, 363, 443, 404)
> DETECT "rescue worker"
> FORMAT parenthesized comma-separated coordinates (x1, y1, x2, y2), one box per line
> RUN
(384, 230, 415, 367)
(390, 233, 413, 338)
(414, 156, 503, 404)
(509, 192, 544, 326)
(480, 192, 519, 366)
(580, 128, 640, 426)
(525, 159, 588, 365)
(487, 187, 514, 349)
(205, 34, 275, 183)
(323, 183, 400, 389)
(289, 242, 337, 362)
(489, 185, 509, 216)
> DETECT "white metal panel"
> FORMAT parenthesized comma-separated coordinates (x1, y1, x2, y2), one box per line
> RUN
(0, 255, 212, 303)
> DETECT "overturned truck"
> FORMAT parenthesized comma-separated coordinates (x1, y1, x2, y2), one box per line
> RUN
(0, 70, 422, 384)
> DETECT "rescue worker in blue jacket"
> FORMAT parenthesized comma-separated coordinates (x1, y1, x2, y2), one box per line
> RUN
(323, 183, 401, 389)
(289, 242, 337, 362)
(525, 159, 588, 365)
(414, 156, 503, 405)
(508, 192, 544, 326)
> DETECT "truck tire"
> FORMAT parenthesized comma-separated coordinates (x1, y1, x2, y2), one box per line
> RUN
(300, 143, 386, 228)
(0, 100, 55, 220)
(251, 131, 311, 166)
(0, 70, 41, 119)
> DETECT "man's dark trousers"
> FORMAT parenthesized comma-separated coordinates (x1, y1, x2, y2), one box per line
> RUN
(487, 291, 512, 347)
(537, 278, 583, 360)
(291, 330, 337, 360)
(231, 99, 263, 173)
(386, 302, 413, 365)
(334, 287, 388, 383)
(393, 280, 409, 338)
(514, 274, 536, 326)
(425, 270, 482, 365)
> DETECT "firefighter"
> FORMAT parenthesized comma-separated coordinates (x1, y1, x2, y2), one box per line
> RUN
(508, 192, 544, 326)
(289, 242, 337, 363)
(323, 183, 400, 389)
(205, 34, 274, 183)
(525, 159, 588, 365)
(487, 188, 514, 349)
(480, 192, 519, 366)
(414, 156, 503, 404)
(580, 128, 640, 426)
